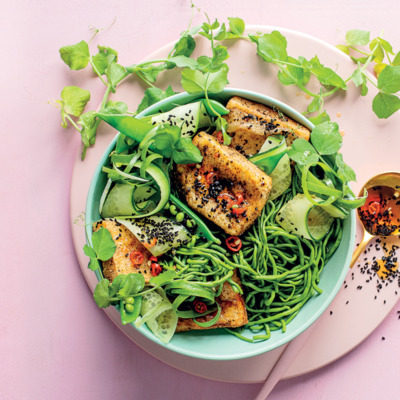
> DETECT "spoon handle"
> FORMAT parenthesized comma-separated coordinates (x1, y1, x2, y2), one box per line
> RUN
(349, 230, 374, 268)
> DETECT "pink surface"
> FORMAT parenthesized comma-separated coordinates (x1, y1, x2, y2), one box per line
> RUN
(4, 1, 400, 399)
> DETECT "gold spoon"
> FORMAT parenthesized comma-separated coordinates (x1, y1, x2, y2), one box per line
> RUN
(350, 171, 400, 268)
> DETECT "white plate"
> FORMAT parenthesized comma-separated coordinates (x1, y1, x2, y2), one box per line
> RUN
(70, 26, 400, 382)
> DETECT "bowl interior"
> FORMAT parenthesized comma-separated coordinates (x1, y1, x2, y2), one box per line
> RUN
(85, 88, 355, 360)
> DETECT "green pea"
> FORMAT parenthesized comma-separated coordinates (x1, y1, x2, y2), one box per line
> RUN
(186, 219, 196, 228)
(169, 205, 178, 215)
(125, 297, 135, 305)
(125, 303, 134, 313)
(164, 202, 170, 211)
(176, 212, 185, 223)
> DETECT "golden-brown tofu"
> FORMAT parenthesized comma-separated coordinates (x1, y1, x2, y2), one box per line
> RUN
(223, 96, 311, 156)
(93, 220, 153, 283)
(175, 270, 248, 332)
(175, 132, 272, 236)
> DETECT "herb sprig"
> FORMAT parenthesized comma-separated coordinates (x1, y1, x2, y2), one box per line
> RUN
(83, 227, 116, 271)
(55, 9, 400, 158)
(337, 29, 400, 118)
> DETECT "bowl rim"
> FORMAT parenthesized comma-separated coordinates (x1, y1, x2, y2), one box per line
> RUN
(85, 88, 356, 360)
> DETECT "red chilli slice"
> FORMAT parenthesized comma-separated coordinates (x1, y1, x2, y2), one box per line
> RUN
(194, 300, 207, 313)
(226, 236, 242, 252)
(130, 251, 144, 265)
(150, 263, 162, 277)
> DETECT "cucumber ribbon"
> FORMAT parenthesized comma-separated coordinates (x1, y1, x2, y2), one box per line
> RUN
(276, 193, 334, 241)
(102, 159, 170, 218)
(249, 135, 288, 175)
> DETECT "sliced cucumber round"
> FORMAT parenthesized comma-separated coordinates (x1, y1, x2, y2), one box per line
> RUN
(276, 193, 334, 241)
(259, 136, 292, 200)
(135, 291, 178, 344)
(146, 307, 177, 344)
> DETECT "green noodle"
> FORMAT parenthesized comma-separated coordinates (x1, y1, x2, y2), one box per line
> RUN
(160, 186, 343, 341)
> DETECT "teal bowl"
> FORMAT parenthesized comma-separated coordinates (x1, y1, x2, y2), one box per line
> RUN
(85, 88, 355, 360)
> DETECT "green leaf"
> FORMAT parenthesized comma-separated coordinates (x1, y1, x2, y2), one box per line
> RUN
(361, 74, 368, 96)
(168, 55, 198, 69)
(215, 23, 228, 41)
(88, 258, 100, 271)
(212, 45, 230, 71)
(370, 39, 384, 64)
(93, 279, 111, 308)
(306, 96, 322, 113)
(350, 64, 363, 87)
(277, 69, 295, 86)
(228, 17, 245, 36)
(181, 69, 207, 93)
(83, 244, 97, 258)
(374, 63, 387, 78)
(206, 66, 229, 93)
(392, 51, 400, 66)
(335, 153, 356, 182)
(311, 121, 342, 155)
(288, 139, 319, 165)
(377, 37, 394, 54)
(109, 275, 128, 297)
(372, 92, 400, 118)
(308, 110, 330, 125)
(136, 86, 177, 113)
(277, 56, 309, 87)
(104, 101, 128, 114)
(59, 40, 90, 70)
(105, 55, 127, 89)
(172, 138, 203, 164)
(345, 30, 370, 46)
(196, 56, 213, 73)
(209, 19, 220, 30)
(91, 227, 116, 261)
(336, 44, 350, 55)
(149, 270, 177, 286)
(308, 56, 347, 89)
(350, 55, 370, 64)
(79, 111, 97, 149)
(91, 46, 118, 75)
(118, 273, 145, 297)
(136, 63, 167, 83)
(172, 35, 196, 57)
(377, 65, 400, 93)
(256, 31, 288, 63)
(153, 125, 181, 158)
(61, 86, 90, 117)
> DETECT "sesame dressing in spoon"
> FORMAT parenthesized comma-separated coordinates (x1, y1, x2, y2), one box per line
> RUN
(350, 172, 400, 268)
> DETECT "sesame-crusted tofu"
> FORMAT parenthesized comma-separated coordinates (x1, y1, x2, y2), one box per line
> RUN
(175, 270, 248, 332)
(93, 220, 153, 283)
(175, 132, 272, 236)
(222, 96, 310, 156)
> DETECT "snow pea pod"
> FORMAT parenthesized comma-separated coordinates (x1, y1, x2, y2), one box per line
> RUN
(97, 113, 153, 142)
(169, 194, 221, 244)
(201, 99, 229, 117)
(119, 296, 142, 325)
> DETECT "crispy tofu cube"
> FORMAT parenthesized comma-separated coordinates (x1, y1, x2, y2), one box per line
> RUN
(175, 270, 248, 332)
(175, 132, 272, 236)
(93, 220, 153, 283)
(222, 96, 311, 156)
